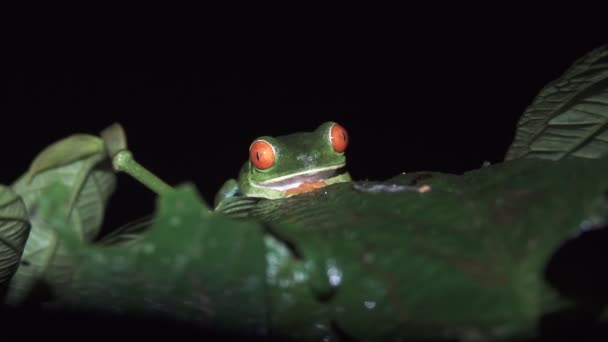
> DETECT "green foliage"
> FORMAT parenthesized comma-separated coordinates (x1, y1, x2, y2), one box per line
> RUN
(5, 132, 116, 305)
(33, 182, 269, 337)
(253, 156, 608, 340)
(506, 44, 608, 161)
(18, 154, 608, 341)
(25, 134, 105, 182)
(0, 185, 30, 287)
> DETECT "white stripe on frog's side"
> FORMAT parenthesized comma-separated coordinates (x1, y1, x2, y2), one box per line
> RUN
(251, 164, 345, 191)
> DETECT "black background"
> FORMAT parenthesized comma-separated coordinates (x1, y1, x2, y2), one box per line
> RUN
(2, 3, 607, 340)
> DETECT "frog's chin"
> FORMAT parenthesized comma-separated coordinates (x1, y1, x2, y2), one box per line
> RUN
(254, 164, 346, 192)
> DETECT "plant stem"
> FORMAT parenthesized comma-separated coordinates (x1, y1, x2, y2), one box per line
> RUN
(112, 150, 173, 196)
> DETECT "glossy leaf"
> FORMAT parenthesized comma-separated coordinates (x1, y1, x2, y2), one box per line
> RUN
(0, 185, 30, 287)
(505, 44, 608, 161)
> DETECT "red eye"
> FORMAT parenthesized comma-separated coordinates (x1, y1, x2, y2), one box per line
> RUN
(330, 123, 348, 153)
(249, 140, 275, 170)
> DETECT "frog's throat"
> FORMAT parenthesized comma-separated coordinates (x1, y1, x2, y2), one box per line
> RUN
(252, 164, 346, 191)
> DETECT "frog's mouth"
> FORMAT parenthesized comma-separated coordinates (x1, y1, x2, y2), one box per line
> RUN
(256, 164, 346, 191)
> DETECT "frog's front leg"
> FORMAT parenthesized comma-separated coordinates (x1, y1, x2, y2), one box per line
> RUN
(213, 179, 261, 218)
(214, 178, 241, 209)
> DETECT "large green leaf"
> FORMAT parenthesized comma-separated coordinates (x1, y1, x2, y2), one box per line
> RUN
(254, 156, 608, 341)
(15, 155, 608, 341)
(0, 185, 30, 287)
(505, 44, 608, 161)
(27, 182, 269, 339)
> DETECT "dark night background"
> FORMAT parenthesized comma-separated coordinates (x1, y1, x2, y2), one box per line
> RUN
(2, 4, 607, 339)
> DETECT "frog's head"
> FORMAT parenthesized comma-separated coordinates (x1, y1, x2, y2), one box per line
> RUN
(238, 121, 352, 199)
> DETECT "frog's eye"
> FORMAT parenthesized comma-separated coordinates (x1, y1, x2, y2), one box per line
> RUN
(330, 123, 348, 153)
(249, 140, 275, 170)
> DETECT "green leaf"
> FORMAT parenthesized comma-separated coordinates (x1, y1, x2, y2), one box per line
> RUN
(251, 156, 608, 341)
(13, 141, 116, 242)
(42, 184, 269, 337)
(26, 155, 608, 341)
(25, 134, 105, 183)
(505, 44, 608, 161)
(5, 134, 117, 305)
(0, 185, 30, 287)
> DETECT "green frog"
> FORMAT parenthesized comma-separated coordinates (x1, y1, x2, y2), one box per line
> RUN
(213, 121, 352, 210)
